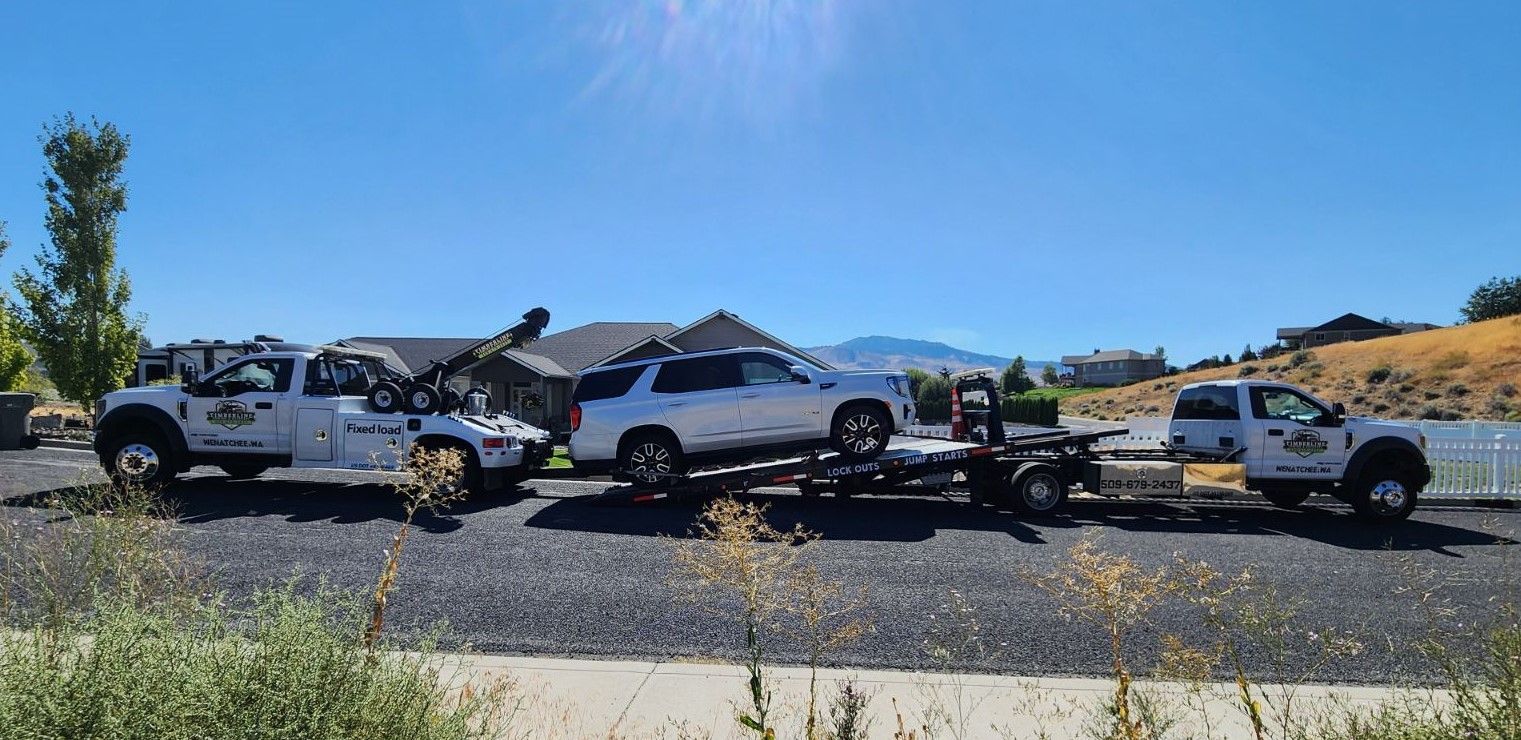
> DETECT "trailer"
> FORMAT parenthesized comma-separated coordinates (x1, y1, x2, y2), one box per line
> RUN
(586, 370, 1260, 514)
(585, 367, 1428, 523)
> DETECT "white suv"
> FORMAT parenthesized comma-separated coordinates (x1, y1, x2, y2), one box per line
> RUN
(568, 347, 914, 480)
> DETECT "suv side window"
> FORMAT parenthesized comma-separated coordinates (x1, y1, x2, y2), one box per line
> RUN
(737, 353, 796, 385)
(652, 355, 739, 394)
(206, 358, 294, 395)
(573, 365, 648, 403)
(1249, 387, 1328, 424)
(1172, 385, 1240, 421)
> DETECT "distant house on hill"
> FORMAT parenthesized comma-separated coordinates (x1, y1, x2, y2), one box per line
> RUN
(1276, 313, 1441, 350)
(341, 309, 826, 433)
(1058, 349, 1166, 387)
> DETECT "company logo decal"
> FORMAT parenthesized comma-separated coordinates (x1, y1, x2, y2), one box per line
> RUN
(1283, 429, 1329, 458)
(207, 400, 256, 430)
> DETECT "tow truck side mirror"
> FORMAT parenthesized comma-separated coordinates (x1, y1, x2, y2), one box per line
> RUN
(181, 366, 200, 393)
(1332, 402, 1346, 420)
(788, 365, 811, 384)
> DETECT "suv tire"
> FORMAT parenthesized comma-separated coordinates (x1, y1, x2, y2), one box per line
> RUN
(102, 431, 178, 488)
(830, 404, 890, 461)
(619, 432, 685, 486)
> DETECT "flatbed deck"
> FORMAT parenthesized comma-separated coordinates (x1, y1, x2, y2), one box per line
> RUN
(587, 427, 1129, 505)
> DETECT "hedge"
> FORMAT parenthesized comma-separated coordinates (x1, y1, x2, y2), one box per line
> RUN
(915, 395, 1058, 426)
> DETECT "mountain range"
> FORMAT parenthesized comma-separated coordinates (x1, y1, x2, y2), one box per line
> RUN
(804, 336, 1056, 375)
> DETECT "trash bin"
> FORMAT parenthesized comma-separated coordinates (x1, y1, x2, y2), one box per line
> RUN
(0, 393, 37, 451)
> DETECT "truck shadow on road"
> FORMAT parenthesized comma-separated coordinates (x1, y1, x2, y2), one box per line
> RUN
(6, 476, 539, 534)
(524, 491, 1515, 555)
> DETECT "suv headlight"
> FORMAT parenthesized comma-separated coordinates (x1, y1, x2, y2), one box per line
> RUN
(886, 376, 909, 398)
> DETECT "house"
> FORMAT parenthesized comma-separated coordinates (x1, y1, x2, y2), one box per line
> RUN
(1058, 349, 1166, 387)
(1276, 313, 1441, 350)
(341, 310, 828, 433)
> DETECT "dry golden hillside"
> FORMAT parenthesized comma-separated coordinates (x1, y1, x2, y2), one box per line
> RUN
(1066, 316, 1521, 422)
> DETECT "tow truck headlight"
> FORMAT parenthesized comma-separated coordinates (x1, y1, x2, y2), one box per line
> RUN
(887, 376, 910, 398)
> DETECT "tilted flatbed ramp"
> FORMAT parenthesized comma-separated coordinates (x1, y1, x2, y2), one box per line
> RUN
(587, 427, 1127, 505)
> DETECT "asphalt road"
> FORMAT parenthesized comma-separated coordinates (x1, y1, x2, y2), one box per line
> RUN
(4, 446, 1517, 684)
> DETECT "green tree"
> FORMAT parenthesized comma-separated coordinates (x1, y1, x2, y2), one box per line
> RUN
(12, 115, 143, 411)
(1040, 363, 1060, 387)
(1240, 344, 1258, 362)
(0, 223, 35, 391)
(903, 367, 930, 399)
(1000, 356, 1035, 395)
(1153, 345, 1166, 364)
(917, 374, 951, 405)
(1460, 275, 1521, 323)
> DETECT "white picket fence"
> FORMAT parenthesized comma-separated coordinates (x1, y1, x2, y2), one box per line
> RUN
(1094, 417, 1521, 499)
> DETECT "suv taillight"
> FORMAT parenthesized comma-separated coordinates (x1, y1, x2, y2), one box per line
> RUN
(570, 402, 582, 432)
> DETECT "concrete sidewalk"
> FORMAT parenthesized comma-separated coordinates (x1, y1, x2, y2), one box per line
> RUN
(434, 654, 1432, 739)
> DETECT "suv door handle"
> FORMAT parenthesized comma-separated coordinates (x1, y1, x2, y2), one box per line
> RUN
(255, 402, 274, 410)
(1267, 429, 1284, 437)
(740, 393, 760, 399)
(666, 401, 686, 407)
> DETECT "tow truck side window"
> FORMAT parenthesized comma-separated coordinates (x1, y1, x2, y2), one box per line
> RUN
(305, 359, 374, 396)
(1249, 387, 1328, 424)
(205, 358, 294, 395)
(1172, 385, 1240, 420)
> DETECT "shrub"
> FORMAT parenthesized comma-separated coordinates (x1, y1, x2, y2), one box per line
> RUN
(1448, 383, 1470, 398)
(1237, 364, 1259, 377)
(1419, 404, 1443, 420)
(1373, 403, 1390, 414)
(0, 587, 509, 740)
(1498, 383, 1517, 398)
(1398, 383, 1415, 393)
(1289, 350, 1315, 368)
(1424, 390, 1442, 400)
(1365, 366, 1392, 384)
(1352, 394, 1367, 404)
(1266, 364, 1280, 373)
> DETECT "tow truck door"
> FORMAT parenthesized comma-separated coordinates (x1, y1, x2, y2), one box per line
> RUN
(184, 357, 294, 455)
(1245, 385, 1345, 481)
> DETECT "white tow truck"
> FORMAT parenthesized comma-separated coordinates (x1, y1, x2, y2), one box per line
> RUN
(94, 312, 557, 491)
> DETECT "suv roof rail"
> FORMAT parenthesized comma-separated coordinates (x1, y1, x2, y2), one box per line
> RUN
(589, 346, 746, 371)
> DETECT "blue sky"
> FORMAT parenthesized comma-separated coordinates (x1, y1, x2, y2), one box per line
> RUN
(1, 1, 1516, 365)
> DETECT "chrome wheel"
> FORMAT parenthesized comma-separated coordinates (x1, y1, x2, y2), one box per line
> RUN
(115, 443, 161, 482)
(1368, 479, 1408, 516)
(840, 413, 884, 455)
(1022, 473, 1062, 511)
(628, 442, 673, 483)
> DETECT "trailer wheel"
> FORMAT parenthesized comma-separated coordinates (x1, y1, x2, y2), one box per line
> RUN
(368, 381, 404, 414)
(404, 384, 442, 415)
(1008, 463, 1067, 514)
(1259, 489, 1311, 509)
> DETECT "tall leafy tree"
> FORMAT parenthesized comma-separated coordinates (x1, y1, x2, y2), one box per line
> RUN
(1460, 275, 1521, 323)
(1040, 363, 1060, 387)
(0, 223, 35, 391)
(1240, 344, 1258, 362)
(12, 115, 142, 411)
(1000, 356, 1035, 395)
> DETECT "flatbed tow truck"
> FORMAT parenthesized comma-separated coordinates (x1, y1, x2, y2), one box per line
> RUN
(581, 369, 1430, 523)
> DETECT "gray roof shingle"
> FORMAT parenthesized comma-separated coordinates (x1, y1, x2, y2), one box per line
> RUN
(526, 322, 681, 372)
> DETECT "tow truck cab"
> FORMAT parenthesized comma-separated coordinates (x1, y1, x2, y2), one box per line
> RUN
(95, 345, 553, 490)
(1166, 380, 1430, 513)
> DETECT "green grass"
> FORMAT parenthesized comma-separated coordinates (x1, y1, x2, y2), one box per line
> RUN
(547, 446, 573, 469)
(1017, 387, 1106, 401)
